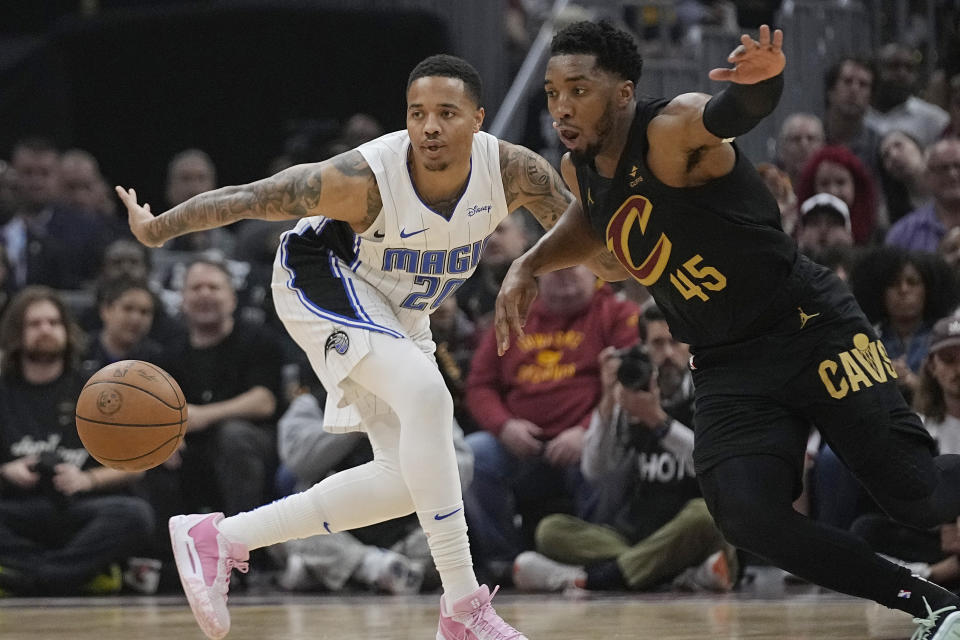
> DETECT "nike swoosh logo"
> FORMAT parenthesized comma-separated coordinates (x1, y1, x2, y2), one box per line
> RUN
(373, 230, 385, 239)
(400, 227, 429, 239)
(434, 508, 462, 521)
(323, 521, 332, 533)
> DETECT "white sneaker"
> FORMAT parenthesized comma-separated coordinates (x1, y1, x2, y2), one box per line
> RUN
(512, 551, 585, 592)
(672, 550, 733, 593)
(911, 597, 960, 639)
(169, 513, 249, 640)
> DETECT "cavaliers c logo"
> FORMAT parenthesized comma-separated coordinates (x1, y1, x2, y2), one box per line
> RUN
(605, 195, 672, 286)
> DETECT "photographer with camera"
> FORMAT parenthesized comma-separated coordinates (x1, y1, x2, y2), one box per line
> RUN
(0, 287, 154, 596)
(513, 306, 736, 593)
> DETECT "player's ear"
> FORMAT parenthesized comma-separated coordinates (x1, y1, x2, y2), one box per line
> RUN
(474, 106, 485, 132)
(618, 81, 635, 107)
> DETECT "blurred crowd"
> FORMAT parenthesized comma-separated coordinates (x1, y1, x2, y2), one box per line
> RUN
(2, 0, 960, 600)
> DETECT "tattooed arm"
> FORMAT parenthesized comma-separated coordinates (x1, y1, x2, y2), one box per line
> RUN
(498, 141, 626, 281)
(116, 150, 382, 248)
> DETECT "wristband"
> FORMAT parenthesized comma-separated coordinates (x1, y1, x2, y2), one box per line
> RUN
(702, 73, 784, 139)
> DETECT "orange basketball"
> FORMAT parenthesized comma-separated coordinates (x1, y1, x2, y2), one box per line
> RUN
(76, 360, 187, 471)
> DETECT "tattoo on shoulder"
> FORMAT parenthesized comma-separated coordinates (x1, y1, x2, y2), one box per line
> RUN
(500, 142, 571, 229)
(331, 150, 382, 226)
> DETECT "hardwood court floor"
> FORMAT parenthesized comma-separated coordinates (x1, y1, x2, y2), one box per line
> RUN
(0, 590, 920, 640)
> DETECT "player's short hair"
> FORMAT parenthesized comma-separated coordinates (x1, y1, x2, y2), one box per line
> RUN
(550, 20, 643, 84)
(407, 54, 483, 107)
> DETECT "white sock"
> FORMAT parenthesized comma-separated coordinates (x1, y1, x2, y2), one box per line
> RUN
(417, 502, 478, 602)
(219, 454, 414, 550)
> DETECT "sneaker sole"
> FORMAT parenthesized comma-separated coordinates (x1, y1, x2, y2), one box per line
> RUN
(169, 515, 230, 640)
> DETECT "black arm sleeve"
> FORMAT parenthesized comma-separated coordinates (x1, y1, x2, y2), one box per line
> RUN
(701, 73, 784, 139)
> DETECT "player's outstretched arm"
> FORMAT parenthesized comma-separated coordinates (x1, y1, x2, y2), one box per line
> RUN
(648, 25, 785, 183)
(116, 149, 380, 248)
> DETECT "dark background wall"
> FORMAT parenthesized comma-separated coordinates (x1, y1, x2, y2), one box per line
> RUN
(0, 4, 461, 206)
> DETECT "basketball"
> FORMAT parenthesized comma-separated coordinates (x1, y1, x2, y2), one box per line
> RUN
(76, 360, 187, 472)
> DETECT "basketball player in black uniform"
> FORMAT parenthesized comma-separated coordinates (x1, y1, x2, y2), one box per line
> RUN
(495, 20, 960, 639)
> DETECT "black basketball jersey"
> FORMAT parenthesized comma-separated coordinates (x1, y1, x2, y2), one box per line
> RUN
(574, 98, 798, 349)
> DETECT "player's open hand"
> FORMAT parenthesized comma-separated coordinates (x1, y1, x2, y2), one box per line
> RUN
(495, 259, 539, 355)
(709, 24, 785, 85)
(115, 186, 162, 248)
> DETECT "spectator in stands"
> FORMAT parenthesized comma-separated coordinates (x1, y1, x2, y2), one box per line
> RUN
(756, 163, 799, 236)
(879, 130, 931, 225)
(2, 138, 110, 290)
(456, 210, 535, 330)
(867, 43, 950, 148)
(0, 286, 154, 595)
(272, 387, 472, 595)
(78, 239, 184, 345)
(823, 56, 880, 176)
(60, 149, 126, 240)
(80, 276, 162, 376)
(850, 314, 960, 588)
(796, 193, 854, 255)
(463, 265, 639, 583)
(886, 138, 960, 252)
(775, 113, 824, 186)
(512, 310, 734, 594)
(164, 149, 234, 254)
(795, 145, 879, 245)
(852, 246, 959, 398)
(142, 257, 284, 569)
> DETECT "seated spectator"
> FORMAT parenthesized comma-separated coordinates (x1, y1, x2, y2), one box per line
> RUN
(513, 315, 734, 594)
(775, 113, 824, 186)
(456, 211, 535, 330)
(879, 130, 931, 225)
(796, 193, 854, 255)
(78, 239, 185, 345)
(0, 159, 16, 226)
(80, 276, 162, 376)
(850, 315, 960, 588)
(0, 287, 153, 595)
(163, 149, 235, 254)
(867, 43, 951, 149)
(795, 145, 879, 245)
(2, 138, 111, 290)
(463, 265, 639, 582)
(60, 148, 128, 240)
(852, 246, 958, 397)
(141, 257, 284, 575)
(886, 138, 960, 252)
(271, 388, 473, 595)
(823, 56, 880, 176)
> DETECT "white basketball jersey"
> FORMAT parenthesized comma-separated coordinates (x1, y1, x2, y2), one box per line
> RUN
(354, 130, 508, 322)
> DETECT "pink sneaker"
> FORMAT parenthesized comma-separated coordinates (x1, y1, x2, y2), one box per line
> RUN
(169, 513, 249, 640)
(436, 585, 527, 640)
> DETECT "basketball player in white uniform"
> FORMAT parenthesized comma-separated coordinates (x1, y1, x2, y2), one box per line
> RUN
(117, 55, 623, 640)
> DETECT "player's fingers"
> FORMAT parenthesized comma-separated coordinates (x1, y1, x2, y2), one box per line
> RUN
(758, 24, 770, 46)
(772, 28, 784, 49)
(494, 300, 512, 356)
(144, 203, 152, 213)
(727, 44, 747, 61)
(740, 33, 756, 49)
(709, 68, 736, 82)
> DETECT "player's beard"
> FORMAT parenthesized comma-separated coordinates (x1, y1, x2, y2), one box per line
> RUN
(570, 99, 615, 164)
(423, 159, 450, 172)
